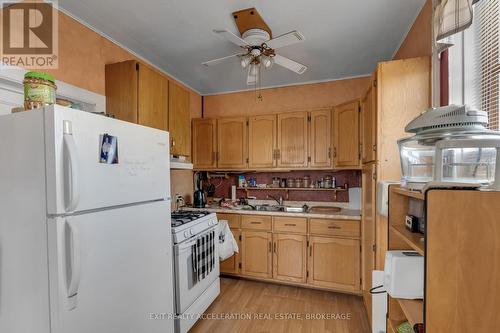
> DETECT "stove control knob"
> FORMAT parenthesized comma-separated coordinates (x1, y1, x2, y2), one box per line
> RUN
(184, 231, 189, 238)
(189, 229, 195, 236)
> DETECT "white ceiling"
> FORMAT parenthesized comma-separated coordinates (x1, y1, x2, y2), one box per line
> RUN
(59, 0, 426, 95)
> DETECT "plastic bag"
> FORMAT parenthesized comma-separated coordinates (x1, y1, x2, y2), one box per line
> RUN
(218, 220, 239, 261)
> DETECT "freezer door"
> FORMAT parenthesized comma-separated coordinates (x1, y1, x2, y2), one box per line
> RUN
(47, 200, 174, 333)
(44, 105, 170, 215)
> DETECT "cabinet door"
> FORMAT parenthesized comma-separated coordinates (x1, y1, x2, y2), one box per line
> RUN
(220, 229, 241, 274)
(361, 82, 377, 163)
(333, 100, 361, 168)
(241, 231, 272, 278)
(192, 119, 217, 169)
(273, 234, 307, 283)
(248, 115, 277, 168)
(309, 109, 332, 168)
(137, 63, 169, 131)
(277, 112, 308, 168)
(105, 60, 138, 122)
(217, 117, 248, 169)
(361, 163, 377, 319)
(168, 81, 190, 156)
(308, 236, 360, 292)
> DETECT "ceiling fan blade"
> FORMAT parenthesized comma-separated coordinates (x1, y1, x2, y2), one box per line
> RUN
(273, 54, 307, 74)
(265, 30, 305, 49)
(246, 65, 259, 85)
(213, 29, 249, 48)
(202, 53, 241, 66)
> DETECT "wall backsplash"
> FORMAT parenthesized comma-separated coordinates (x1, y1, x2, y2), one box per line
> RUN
(204, 170, 361, 203)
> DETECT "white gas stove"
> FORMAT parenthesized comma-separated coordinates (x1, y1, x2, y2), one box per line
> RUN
(170, 210, 220, 333)
(171, 211, 218, 244)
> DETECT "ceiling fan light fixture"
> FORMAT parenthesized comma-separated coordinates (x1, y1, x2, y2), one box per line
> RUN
(240, 55, 252, 68)
(261, 55, 274, 69)
(249, 63, 259, 76)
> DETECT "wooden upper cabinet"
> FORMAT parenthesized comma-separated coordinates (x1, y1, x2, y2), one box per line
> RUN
(105, 60, 168, 131)
(309, 109, 332, 168)
(333, 100, 361, 168)
(241, 231, 272, 278)
(137, 63, 169, 131)
(277, 112, 309, 168)
(192, 118, 217, 169)
(105, 61, 138, 123)
(248, 115, 277, 168)
(308, 236, 361, 292)
(361, 82, 377, 164)
(272, 234, 307, 283)
(168, 81, 190, 156)
(217, 117, 248, 169)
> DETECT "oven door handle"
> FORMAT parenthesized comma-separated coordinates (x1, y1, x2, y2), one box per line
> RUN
(177, 238, 198, 251)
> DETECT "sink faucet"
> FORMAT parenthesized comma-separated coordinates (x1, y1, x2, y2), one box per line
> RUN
(267, 194, 283, 206)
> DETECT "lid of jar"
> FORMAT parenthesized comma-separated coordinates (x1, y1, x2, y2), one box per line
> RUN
(24, 71, 55, 84)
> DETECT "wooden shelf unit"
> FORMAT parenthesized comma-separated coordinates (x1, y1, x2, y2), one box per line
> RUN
(387, 185, 500, 332)
(387, 185, 424, 330)
(390, 225, 424, 255)
(237, 186, 348, 200)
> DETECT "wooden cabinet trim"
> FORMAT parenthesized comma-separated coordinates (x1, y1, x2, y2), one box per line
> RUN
(241, 215, 272, 231)
(309, 218, 360, 238)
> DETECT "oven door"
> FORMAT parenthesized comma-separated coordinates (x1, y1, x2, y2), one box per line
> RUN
(174, 228, 219, 314)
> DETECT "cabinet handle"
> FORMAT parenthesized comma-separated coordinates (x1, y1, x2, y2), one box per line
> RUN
(268, 241, 272, 253)
(284, 224, 296, 226)
(276, 149, 281, 159)
(309, 244, 312, 257)
(250, 221, 261, 224)
(328, 147, 332, 159)
(328, 225, 341, 229)
(373, 144, 377, 152)
(332, 147, 337, 158)
(273, 242, 277, 254)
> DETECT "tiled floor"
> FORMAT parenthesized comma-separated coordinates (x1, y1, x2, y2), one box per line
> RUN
(190, 277, 370, 333)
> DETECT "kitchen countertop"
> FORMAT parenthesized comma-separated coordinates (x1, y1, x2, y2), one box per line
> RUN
(182, 205, 361, 220)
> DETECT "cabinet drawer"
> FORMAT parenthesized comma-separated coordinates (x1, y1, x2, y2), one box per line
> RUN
(217, 213, 241, 229)
(273, 217, 307, 234)
(309, 219, 360, 238)
(241, 215, 272, 231)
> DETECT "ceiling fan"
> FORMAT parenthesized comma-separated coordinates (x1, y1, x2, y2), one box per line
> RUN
(202, 7, 307, 86)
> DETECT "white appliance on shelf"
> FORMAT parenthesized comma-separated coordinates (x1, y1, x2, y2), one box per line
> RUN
(384, 251, 424, 299)
(0, 105, 174, 333)
(171, 211, 220, 333)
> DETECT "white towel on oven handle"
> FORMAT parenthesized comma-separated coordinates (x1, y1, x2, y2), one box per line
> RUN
(218, 220, 239, 261)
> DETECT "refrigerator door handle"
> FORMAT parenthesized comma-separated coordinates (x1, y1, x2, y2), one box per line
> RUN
(63, 122, 80, 212)
(64, 219, 81, 310)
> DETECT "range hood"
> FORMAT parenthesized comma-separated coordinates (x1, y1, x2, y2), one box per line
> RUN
(170, 156, 193, 170)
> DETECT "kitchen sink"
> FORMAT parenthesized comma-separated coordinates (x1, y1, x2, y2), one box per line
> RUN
(254, 205, 282, 212)
(282, 206, 308, 213)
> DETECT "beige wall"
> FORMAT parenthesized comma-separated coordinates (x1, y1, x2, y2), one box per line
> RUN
(203, 76, 371, 118)
(393, 0, 433, 60)
(2, 9, 200, 205)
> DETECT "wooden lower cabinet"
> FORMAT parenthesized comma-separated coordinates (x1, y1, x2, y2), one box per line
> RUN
(218, 213, 362, 294)
(241, 231, 272, 278)
(308, 236, 361, 292)
(220, 229, 240, 274)
(273, 234, 307, 283)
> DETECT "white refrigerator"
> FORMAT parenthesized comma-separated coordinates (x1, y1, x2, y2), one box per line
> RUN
(0, 105, 174, 333)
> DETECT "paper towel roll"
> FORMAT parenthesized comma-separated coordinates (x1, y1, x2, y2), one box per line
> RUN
(231, 185, 236, 202)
